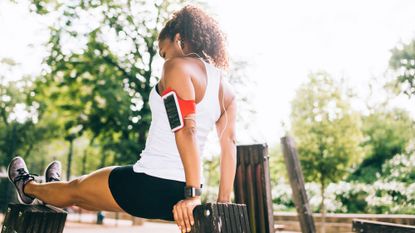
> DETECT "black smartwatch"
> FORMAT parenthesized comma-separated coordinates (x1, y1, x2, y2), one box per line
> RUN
(184, 186, 202, 198)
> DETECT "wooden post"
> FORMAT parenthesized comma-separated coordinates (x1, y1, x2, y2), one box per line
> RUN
(352, 219, 415, 233)
(234, 144, 275, 233)
(190, 203, 251, 233)
(1, 204, 67, 233)
(281, 136, 316, 233)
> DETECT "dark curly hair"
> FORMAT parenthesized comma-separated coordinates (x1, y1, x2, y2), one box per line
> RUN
(158, 5, 229, 70)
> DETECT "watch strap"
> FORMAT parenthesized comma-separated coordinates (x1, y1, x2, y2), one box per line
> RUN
(184, 186, 202, 198)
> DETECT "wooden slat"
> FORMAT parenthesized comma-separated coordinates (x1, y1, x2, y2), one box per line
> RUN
(235, 165, 245, 204)
(228, 202, 238, 231)
(191, 203, 250, 233)
(223, 204, 233, 232)
(281, 136, 316, 233)
(235, 144, 275, 233)
(1, 205, 17, 233)
(190, 204, 202, 233)
(48, 204, 67, 233)
(29, 209, 41, 233)
(48, 209, 60, 233)
(38, 207, 49, 233)
(212, 203, 221, 232)
(246, 163, 257, 233)
(1, 204, 67, 233)
(233, 204, 243, 232)
(242, 204, 252, 233)
(352, 219, 415, 233)
(260, 145, 275, 233)
(237, 205, 248, 233)
(16, 208, 31, 233)
(217, 203, 229, 233)
(255, 163, 266, 233)
(44, 206, 56, 233)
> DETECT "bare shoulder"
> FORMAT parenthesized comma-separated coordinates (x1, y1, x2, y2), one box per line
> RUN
(161, 57, 190, 82)
(162, 57, 188, 69)
(161, 57, 194, 99)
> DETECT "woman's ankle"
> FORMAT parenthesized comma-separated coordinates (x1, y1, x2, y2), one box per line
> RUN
(23, 180, 37, 198)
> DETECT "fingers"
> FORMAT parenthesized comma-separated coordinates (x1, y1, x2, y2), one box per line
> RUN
(182, 206, 191, 232)
(173, 201, 195, 233)
(173, 204, 180, 230)
(187, 205, 195, 226)
(174, 202, 187, 232)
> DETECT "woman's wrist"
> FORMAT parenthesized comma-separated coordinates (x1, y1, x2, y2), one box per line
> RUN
(217, 194, 232, 203)
(186, 196, 201, 201)
(217, 198, 231, 203)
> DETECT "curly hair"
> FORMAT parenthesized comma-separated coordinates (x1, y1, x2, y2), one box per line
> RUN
(158, 5, 229, 70)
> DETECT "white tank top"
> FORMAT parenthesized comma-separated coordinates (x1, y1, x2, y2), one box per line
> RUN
(133, 59, 222, 185)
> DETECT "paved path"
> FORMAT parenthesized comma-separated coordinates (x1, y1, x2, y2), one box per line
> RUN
(2, 213, 180, 233)
(63, 221, 180, 233)
(2, 213, 298, 233)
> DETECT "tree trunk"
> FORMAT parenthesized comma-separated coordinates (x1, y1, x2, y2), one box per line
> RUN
(81, 149, 87, 175)
(100, 151, 107, 168)
(320, 180, 326, 233)
(66, 138, 74, 181)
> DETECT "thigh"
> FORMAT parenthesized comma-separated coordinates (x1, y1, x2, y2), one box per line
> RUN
(109, 166, 186, 221)
(75, 166, 125, 212)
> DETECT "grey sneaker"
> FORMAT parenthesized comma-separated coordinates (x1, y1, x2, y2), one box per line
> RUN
(44, 160, 62, 182)
(7, 156, 36, 204)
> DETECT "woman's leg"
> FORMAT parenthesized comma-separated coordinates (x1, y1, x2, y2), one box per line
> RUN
(24, 166, 124, 212)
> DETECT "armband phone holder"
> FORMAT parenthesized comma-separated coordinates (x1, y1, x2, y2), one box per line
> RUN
(162, 90, 184, 132)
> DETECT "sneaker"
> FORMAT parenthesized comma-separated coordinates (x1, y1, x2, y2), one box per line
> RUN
(7, 156, 36, 204)
(44, 160, 62, 182)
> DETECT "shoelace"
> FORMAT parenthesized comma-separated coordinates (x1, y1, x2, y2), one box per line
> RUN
(13, 168, 39, 183)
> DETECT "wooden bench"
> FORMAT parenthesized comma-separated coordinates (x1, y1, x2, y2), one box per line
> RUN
(1, 204, 67, 233)
(352, 219, 415, 233)
(234, 144, 275, 233)
(190, 203, 251, 233)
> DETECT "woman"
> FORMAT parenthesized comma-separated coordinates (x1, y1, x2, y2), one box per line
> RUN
(7, 4, 236, 233)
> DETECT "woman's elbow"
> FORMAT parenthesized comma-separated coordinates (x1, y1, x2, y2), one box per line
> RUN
(221, 133, 236, 146)
(176, 125, 197, 138)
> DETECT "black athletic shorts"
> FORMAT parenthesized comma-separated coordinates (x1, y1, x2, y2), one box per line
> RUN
(108, 165, 186, 221)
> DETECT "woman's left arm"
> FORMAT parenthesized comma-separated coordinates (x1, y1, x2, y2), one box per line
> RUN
(162, 59, 201, 233)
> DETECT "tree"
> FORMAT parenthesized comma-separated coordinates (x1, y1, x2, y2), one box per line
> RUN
(0, 59, 58, 168)
(0, 58, 59, 209)
(389, 39, 415, 97)
(25, 0, 192, 177)
(349, 108, 415, 183)
(226, 59, 260, 142)
(290, 71, 364, 233)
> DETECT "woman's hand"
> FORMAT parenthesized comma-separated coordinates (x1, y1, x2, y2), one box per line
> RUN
(216, 197, 232, 203)
(173, 196, 201, 233)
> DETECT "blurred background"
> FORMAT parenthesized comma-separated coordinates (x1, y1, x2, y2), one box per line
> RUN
(0, 0, 415, 232)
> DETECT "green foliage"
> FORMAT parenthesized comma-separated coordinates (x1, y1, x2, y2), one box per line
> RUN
(290, 71, 364, 187)
(26, 0, 190, 173)
(381, 143, 415, 183)
(0, 60, 57, 168)
(389, 39, 415, 97)
(268, 144, 287, 186)
(226, 59, 260, 142)
(350, 108, 415, 183)
(272, 179, 415, 214)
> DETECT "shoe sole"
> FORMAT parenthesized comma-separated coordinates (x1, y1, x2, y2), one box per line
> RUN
(7, 156, 33, 205)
